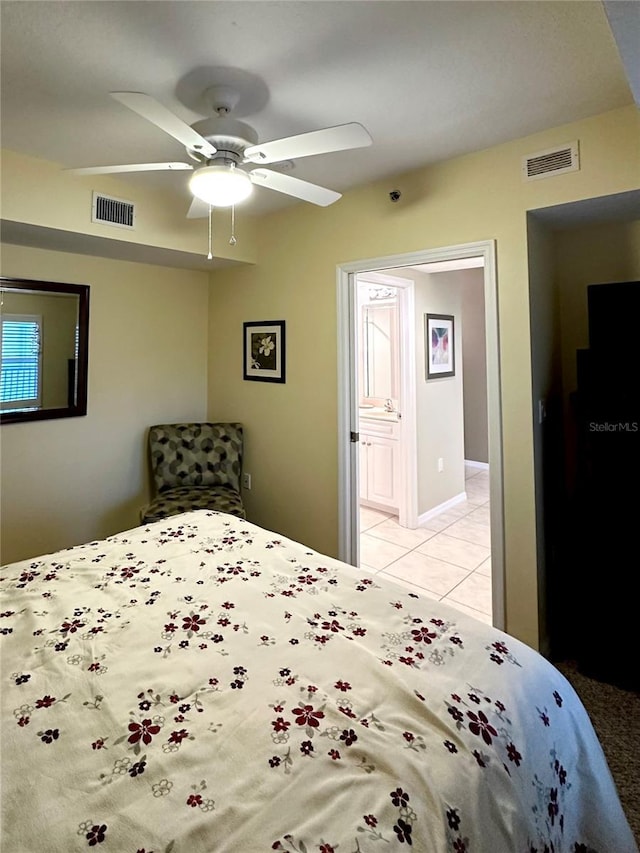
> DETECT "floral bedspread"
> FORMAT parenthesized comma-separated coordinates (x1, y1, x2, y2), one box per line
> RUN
(1, 510, 636, 853)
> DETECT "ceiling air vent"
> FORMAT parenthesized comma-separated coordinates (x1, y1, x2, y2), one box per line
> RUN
(92, 192, 135, 229)
(522, 141, 579, 181)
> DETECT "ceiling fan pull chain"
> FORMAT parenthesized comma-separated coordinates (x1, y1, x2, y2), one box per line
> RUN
(229, 205, 237, 246)
(207, 205, 213, 260)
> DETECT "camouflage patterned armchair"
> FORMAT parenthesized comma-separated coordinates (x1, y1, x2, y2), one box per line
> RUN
(140, 422, 246, 524)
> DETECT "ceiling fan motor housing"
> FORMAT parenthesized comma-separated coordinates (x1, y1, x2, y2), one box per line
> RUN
(187, 117, 259, 164)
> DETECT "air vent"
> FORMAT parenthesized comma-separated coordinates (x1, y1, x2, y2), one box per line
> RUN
(522, 141, 579, 181)
(92, 192, 135, 229)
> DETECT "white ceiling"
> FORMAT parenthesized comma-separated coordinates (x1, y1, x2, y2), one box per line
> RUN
(0, 0, 637, 219)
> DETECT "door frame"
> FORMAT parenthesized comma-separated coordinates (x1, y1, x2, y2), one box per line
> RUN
(337, 239, 505, 630)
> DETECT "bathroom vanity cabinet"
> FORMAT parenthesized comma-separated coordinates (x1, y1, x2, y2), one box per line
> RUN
(359, 415, 399, 510)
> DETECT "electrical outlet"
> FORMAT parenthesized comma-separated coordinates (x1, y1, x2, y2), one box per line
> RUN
(437, 457, 444, 473)
(242, 472, 252, 490)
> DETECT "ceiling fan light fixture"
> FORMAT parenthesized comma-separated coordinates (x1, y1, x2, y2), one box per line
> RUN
(189, 164, 253, 207)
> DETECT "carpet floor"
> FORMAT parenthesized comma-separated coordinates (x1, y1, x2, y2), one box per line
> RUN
(555, 659, 640, 847)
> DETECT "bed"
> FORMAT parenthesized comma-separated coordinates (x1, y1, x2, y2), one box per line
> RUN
(1, 510, 636, 853)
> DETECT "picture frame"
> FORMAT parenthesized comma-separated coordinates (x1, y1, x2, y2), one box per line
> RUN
(425, 313, 455, 379)
(243, 320, 286, 383)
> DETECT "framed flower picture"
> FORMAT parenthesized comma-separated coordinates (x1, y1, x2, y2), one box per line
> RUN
(243, 320, 286, 383)
(425, 313, 455, 379)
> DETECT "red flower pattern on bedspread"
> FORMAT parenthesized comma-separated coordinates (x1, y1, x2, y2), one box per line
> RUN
(128, 719, 161, 746)
(0, 512, 630, 853)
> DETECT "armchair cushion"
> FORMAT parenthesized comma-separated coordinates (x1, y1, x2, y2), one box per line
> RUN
(140, 485, 245, 525)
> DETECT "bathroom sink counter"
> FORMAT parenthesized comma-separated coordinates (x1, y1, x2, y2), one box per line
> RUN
(358, 407, 399, 422)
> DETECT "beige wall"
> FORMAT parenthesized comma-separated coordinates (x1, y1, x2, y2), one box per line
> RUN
(39, 293, 78, 408)
(206, 105, 640, 650)
(414, 270, 465, 514)
(0, 244, 209, 564)
(460, 270, 488, 464)
(1, 149, 257, 266)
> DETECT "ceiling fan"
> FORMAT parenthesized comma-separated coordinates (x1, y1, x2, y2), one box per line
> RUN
(66, 86, 373, 216)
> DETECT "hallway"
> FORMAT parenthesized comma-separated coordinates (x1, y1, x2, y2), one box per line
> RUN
(359, 464, 492, 624)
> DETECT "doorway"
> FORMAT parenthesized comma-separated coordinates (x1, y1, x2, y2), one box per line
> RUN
(337, 240, 504, 629)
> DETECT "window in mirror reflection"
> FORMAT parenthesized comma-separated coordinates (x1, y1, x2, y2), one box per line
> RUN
(1, 314, 42, 411)
(0, 277, 89, 425)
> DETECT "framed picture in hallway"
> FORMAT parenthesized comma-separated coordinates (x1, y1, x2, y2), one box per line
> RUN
(243, 320, 286, 383)
(425, 313, 455, 379)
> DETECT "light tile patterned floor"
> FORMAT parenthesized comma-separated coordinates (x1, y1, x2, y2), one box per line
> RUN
(359, 464, 492, 625)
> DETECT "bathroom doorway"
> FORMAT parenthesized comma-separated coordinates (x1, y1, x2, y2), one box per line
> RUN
(337, 240, 504, 629)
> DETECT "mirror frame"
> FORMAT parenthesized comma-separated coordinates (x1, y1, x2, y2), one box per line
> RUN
(0, 276, 90, 425)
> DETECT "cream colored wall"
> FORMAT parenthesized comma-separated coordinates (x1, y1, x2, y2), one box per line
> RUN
(414, 271, 465, 514)
(1, 149, 258, 266)
(207, 105, 640, 651)
(0, 244, 209, 565)
(460, 270, 488, 464)
(39, 294, 78, 408)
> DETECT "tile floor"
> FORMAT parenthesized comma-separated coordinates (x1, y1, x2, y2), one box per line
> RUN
(359, 464, 493, 625)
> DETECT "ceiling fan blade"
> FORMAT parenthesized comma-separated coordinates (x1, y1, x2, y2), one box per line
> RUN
(244, 122, 372, 165)
(111, 92, 218, 158)
(250, 169, 341, 206)
(66, 162, 193, 176)
(186, 197, 211, 219)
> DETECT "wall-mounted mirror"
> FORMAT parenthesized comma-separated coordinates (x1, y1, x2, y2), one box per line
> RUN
(359, 287, 399, 400)
(0, 277, 89, 425)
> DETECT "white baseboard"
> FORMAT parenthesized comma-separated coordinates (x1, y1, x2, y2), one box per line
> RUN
(464, 459, 489, 470)
(417, 491, 467, 526)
